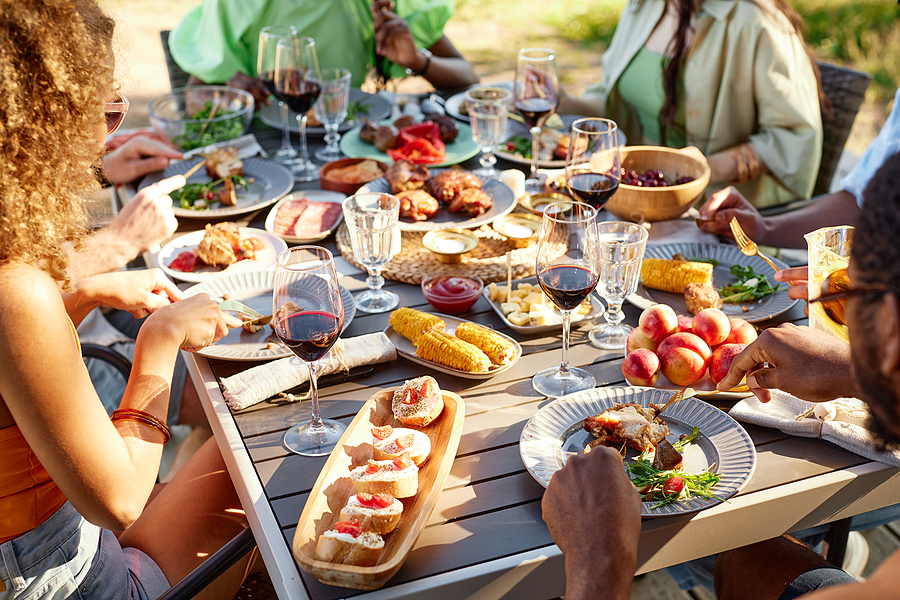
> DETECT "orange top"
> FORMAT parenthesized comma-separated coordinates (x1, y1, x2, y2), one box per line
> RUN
(0, 314, 77, 543)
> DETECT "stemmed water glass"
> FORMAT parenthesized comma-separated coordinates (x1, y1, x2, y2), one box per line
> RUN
(533, 201, 600, 397)
(275, 36, 321, 182)
(273, 246, 346, 456)
(342, 192, 400, 313)
(258, 25, 298, 164)
(514, 48, 560, 195)
(565, 118, 621, 211)
(464, 86, 512, 179)
(589, 222, 648, 349)
(313, 68, 352, 162)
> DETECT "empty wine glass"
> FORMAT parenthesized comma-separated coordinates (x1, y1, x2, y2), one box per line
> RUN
(533, 201, 600, 397)
(514, 48, 560, 195)
(275, 36, 321, 182)
(313, 68, 352, 162)
(464, 86, 512, 179)
(589, 221, 648, 350)
(258, 25, 298, 164)
(342, 192, 400, 313)
(565, 118, 621, 211)
(273, 246, 346, 456)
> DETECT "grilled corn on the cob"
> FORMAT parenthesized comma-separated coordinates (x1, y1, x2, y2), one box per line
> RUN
(640, 258, 712, 293)
(389, 307, 445, 342)
(454, 322, 517, 365)
(415, 330, 491, 373)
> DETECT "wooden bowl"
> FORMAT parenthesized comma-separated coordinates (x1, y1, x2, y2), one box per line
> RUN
(605, 146, 710, 222)
(320, 158, 389, 196)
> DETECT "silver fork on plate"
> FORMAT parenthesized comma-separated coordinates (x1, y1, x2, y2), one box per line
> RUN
(218, 299, 263, 318)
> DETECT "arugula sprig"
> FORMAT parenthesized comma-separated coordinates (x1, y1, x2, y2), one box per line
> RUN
(172, 101, 244, 151)
(504, 135, 532, 158)
(170, 174, 248, 210)
(347, 99, 371, 121)
(718, 264, 780, 303)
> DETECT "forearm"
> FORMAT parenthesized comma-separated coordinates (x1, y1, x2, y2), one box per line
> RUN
(757, 190, 859, 249)
(68, 227, 143, 281)
(559, 90, 605, 117)
(564, 540, 637, 600)
(419, 54, 477, 90)
(708, 143, 766, 186)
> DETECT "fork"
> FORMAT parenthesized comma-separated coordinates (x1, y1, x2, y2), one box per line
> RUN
(659, 388, 688, 414)
(728, 217, 792, 285)
(218, 299, 263, 318)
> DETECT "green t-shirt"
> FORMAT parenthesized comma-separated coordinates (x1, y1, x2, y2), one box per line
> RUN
(169, 0, 454, 89)
(616, 46, 686, 148)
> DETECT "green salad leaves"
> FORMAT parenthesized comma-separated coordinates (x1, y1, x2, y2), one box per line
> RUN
(172, 101, 244, 151)
(718, 265, 780, 303)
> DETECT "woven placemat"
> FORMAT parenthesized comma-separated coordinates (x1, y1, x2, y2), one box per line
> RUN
(336, 221, 565, 284)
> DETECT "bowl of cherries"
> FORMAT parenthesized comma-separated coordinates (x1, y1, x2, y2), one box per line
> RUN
(605, 146, 711, 222)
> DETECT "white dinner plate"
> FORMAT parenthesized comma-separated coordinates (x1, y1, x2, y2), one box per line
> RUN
(520, 386, 757, 517)
(360, 172, 516, 232)
(139, 157, 293, 219)
(152, 227, 287, 284)
(182, 270, 355, 361)
(481, 276, 604, 334)
(628, 242, 798, 323)
(264, 190, 346, 244)
(494, 115, 627, 168)
(257, 88, 392, 134)
(384, 313, 522, 379)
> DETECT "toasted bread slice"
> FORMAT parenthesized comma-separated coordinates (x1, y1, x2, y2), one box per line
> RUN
(315, 529, 384, 566)
(339, 493, 403, 535)
(392, 376, 443, 427)
(350, 459, 418, 498)
(373, 427, 431, 466)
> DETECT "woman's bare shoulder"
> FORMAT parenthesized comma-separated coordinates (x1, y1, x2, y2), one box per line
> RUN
(0, 264, 66, 327)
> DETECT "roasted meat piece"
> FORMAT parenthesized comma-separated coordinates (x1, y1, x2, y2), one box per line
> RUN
(651, 439, 683, 470)
(197, 222, 240, 267)
(583, 402, 670, 453)
(684, 282, 723, 315)
(385, 160, 431, 194)
(448, 187, 492, 216)
(429, 170, 482, 203)
(203, 146, 243, 180)
(396, 189, 440, 221)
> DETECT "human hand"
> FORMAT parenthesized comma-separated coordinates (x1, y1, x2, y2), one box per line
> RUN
(227, 71, 271, 106)
(775, 267, 810, 315)
(697, 186, 765, 240)
(148, 293, 240, 352)
(80, 269, 183, 318)
(372, 0, 419, 69)
(716, 323, 856, 402)
(101, 136, 183, 184)
(109, 175, 184, 255)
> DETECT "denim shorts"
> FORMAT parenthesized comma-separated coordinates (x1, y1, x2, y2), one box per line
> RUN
(0, 502, 170, 600)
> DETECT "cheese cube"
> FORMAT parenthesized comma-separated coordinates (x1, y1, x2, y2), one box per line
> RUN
(507, 311, 530, 326)
(500, 301, 522, 315)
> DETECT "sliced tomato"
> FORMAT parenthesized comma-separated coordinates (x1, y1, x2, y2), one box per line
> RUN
(371, 425, 393, 440)
(365, 461, 382, 475)
(392, 453, 412, 470)
(334, 519, 362, 537)
(356, 493, 394, 509)
(394, 433, 415, 450)
(168, 250, 198, 272)
(663, 476, 685, 496)
(419, 378, 435, 398)
(401, 387, 417, 405)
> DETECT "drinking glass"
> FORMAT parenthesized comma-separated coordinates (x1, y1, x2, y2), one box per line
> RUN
(313, 68, 352, 162)
(589, 221, 648, 349)
(514, 48, 560, 195)
(806, 226, 853, 343)
(342, 192, 400, 313)
(273, 246, 346, 456)
(533, 201, 600, 397)
(275, 36, 321, 182)
(464, 86, 512, 179)
(565, 118, 621, 211)
(258, 25, 298, 164)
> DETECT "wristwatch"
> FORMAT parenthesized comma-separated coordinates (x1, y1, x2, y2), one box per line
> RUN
(406, 48, 433, 77)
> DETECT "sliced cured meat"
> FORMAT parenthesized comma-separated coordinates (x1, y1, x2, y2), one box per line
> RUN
(273, 197, 310, 236)
(292, 202, 341, 238)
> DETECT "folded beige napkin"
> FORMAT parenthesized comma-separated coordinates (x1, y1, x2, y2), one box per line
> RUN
(182, 133, 268, 160)
(220, 333, 396, 411)
(729, 390, 900, 467)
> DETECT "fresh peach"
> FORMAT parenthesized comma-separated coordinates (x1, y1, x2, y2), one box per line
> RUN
(676, 315, 694, 333)
(626, 328, 659, 354)
(638, 305, 678, 342)
(657, 332, 712, 361)
(724, 317, 758, 345)
(622, 349, 660, 386)
(657, 332, 711, 386)
(709, 343, 748, 385)
(692, 308, 730, 347)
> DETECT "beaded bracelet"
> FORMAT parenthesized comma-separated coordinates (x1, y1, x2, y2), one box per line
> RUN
(111, 408, 171, 444)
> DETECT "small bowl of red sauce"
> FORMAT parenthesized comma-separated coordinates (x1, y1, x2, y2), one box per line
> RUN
(421, 273, 484, 314)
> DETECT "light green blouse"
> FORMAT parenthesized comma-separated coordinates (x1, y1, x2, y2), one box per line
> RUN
(169, 0, 454, 89)
(616, 46, 687, 148)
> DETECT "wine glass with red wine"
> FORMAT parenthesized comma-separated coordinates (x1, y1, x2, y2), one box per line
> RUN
(533, 201, 600, 397)
(565, 118, 621, 211)
(258, 25, 297, 164)
(275, 36, 321, 182)
(514, 48, 560, 195)
(273, 246, 346, 456)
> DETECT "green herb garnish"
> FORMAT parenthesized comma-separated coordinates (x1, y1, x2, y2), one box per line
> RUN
(504, 135, 532, 158)
(170, 174, 248, 210)
(172, 101, 244, 151)
(688, 257, 720, 266)
(718, 264, 780, 303)
(347, 99, 371, 121)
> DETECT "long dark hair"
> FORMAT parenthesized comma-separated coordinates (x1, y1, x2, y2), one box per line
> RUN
(654, 0, 824, 146)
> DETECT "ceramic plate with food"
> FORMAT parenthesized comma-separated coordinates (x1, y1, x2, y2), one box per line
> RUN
(495, 115, 626, 168)
(258, 88, 392, 134)
(339, 120, 479, 168)
(520, 386, 756, 517)
(360, 170, 516, 232)
(264, 191, 346, 244)
(152, 226, 287, 284)
(628, 242, 798, 324)
(139, 156, 293, 218)
(481, 276, 603, 334)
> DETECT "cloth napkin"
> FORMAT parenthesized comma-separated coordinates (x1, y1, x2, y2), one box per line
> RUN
(182, 133, 268, 160)
(220, 333, 397, 411)
(729, 390, 900, 467)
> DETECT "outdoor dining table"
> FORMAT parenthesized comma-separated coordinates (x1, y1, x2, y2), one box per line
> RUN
(172, 118, 900, 600)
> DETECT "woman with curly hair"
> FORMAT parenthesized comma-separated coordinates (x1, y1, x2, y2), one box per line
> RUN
(0, 1, 251, 598)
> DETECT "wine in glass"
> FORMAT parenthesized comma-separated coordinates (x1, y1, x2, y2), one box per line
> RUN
(342, 192, 400, 313)
(533, 201, 600, 397)
(313, 67, 352, 162)
(464, 86, 512, 179)
(275, 36, 321, 182)
(258, 25, 298, 164)
(565, 118, 621, 211)
(589, 221, 648, 350)
(514, 48, 560, 195)
(273, 246, 346, 456)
